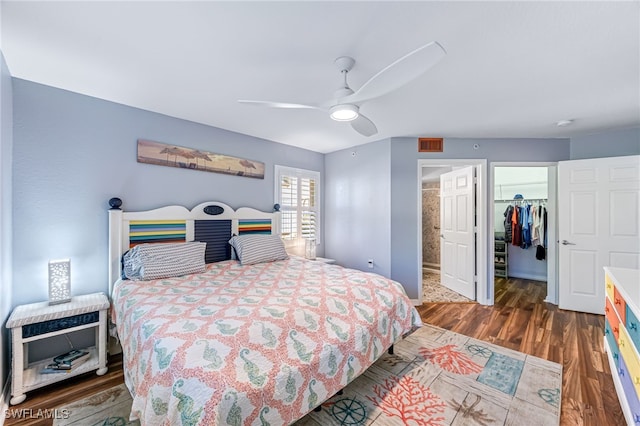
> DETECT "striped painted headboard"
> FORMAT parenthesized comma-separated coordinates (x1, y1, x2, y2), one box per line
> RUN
(128, 220, 187, 247)
(108, 200, 280, 295)
(238, 219, 272, 235)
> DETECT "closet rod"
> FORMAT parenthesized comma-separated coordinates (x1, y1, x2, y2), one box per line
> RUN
(494, 198, 548, 202)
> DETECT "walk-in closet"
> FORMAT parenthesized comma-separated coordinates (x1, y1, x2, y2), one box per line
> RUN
(494, 167, 549, 286)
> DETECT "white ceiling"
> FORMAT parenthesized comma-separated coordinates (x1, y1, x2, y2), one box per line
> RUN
(2, 1, 639, 154)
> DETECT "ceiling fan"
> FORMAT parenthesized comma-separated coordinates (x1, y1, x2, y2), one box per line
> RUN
(238, 41, 446, 137)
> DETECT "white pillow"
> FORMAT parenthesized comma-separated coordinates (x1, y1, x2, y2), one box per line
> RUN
(228, 234, 288, 265)
(123, 242, 206, 280)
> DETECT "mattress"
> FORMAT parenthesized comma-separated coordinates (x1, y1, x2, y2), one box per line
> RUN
(111, 256, 422, 425)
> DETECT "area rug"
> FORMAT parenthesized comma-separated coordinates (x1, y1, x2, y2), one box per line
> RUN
(54, 324, 561, 425)
(423, 270, 474, 303)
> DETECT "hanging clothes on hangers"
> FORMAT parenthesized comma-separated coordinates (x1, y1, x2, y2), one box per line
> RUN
(535, 200, 547, 260)
(512, 202, 522, 246)
(521, 202, 532, 249)
(503, 204, 514, 243)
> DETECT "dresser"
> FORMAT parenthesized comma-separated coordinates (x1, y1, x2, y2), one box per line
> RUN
(604, 266, 640, 425)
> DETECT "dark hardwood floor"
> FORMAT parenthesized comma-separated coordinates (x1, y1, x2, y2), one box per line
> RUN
(417, 277, 625, 426)
(4, 277, 624, 425)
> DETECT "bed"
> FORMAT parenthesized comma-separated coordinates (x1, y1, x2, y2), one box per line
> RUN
(108, 200, 422, 425)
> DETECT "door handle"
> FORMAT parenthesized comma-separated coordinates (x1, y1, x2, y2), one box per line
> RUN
(561, 240, 576, 245)
(440, 234, 445, 239)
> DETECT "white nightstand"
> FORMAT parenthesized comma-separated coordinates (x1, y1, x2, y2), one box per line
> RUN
(6, 293, 110, 405)
(314, 257, 336, 264)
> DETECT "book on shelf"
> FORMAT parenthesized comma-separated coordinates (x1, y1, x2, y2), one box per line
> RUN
(53, 349, 90, 366)
(41, 349, 90, 373)
(41, 363, 72, 374)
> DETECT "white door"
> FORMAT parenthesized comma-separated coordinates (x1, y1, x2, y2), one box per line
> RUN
(440, 166, 476, 300)
(558, 155, 640, 314)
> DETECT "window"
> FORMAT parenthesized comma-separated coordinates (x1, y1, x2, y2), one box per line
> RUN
(275, 165, 320, 255)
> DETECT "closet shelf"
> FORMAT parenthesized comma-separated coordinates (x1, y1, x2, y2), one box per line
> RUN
(494, 233, 508, 278)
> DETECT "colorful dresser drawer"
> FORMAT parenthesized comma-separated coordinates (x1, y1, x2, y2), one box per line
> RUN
(605, 267, 640, 426)
(619, 325, 640, 398)
(617, 355, 640, 424)
(607, 320, 621, 368)
(606, 273, 616, 303)
(628, 305, 640, 351)
(615, 286, 628, 324)
(607, 297, 622, 341)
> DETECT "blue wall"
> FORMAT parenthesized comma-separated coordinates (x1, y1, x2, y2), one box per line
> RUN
(389, 137, 571, 299)
(570, 127, 640, 159)
(0, 51, 13, 390)
(325, 139, 391, 276)
(12, 79, 324, 306)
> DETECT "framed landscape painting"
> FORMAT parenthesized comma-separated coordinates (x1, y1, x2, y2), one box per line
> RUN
(137, 139, 265, 179)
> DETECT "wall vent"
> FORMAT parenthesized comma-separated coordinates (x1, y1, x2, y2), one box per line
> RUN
(418, 138, 443, 153)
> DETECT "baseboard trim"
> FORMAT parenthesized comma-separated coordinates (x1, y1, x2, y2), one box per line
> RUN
(411, 298, 422, 306)
(506, 272, 547, 282)
(0, 373, 9, 426)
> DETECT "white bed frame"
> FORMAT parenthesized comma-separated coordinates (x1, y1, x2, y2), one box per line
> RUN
(108, 199, 280, 297)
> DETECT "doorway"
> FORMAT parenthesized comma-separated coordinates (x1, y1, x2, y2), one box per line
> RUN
(418, 159, 487, 304)
(493, 166, 550, 301)
(489, 163, 558, 306)
(421, 165, 473, 302)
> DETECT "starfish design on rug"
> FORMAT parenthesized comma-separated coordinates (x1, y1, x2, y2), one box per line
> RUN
(419, 344, 483, 375)
(382, 353, 406, 367)
(449, 394, 494, 425)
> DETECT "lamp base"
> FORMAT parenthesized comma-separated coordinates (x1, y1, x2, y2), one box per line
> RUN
(49, 297, 72, 306)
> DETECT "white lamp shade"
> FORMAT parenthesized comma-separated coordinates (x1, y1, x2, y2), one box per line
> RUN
(48, 259, 71, 305)
(305, 238, 316, 260)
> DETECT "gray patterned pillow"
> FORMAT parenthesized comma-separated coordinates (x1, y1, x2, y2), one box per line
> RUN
(228, 235, 288, 265)
(123, 242, 206, 280)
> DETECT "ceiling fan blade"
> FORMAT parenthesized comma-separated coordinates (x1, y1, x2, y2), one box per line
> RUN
(351, 114, 378, 137)
(346, 41, 446, 104)
(238, 100, 322, 110)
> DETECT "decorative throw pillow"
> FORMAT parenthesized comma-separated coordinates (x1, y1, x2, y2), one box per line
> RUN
(123, 241, 206, 280)
(228, 234, 288, 265)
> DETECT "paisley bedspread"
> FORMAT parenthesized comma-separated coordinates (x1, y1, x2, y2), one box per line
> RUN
(111, 257, 422, 425)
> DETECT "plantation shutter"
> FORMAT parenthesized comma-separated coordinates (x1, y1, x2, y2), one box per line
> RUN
(300, 177, 316, 240)
(275, 166, 321, 252)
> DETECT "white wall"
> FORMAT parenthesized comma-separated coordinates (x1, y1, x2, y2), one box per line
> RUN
(0, 50, 13, 404)
(494, 167, 548, 200)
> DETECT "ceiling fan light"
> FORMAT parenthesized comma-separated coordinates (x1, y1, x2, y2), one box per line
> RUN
(329, 104, 359, 121)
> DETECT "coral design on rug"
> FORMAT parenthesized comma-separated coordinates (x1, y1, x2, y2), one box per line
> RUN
(367, 375, 446, 425)
(419, 344, 483, 375)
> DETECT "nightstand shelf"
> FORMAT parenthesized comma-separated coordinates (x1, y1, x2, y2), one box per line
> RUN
(21, 346, 100, 393)
(6, 293, 110, 405)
